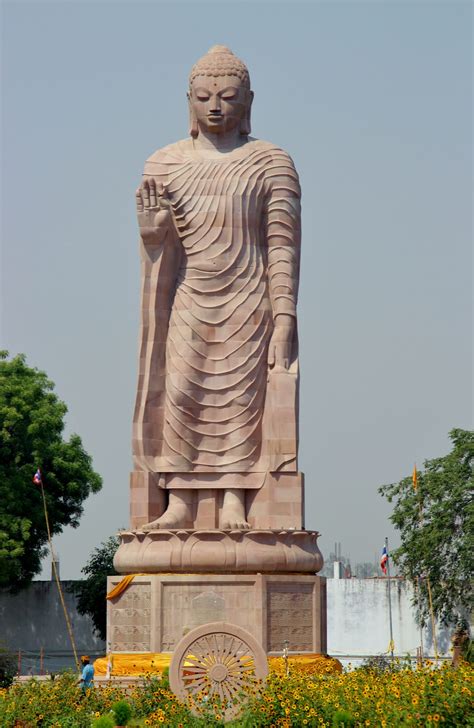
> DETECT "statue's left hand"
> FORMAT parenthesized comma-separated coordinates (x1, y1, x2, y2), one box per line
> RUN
(268, 315, 295, 370)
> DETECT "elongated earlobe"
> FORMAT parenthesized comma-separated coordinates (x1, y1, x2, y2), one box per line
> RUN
(189, 110, 199, 138)
(240, 90, 253, 136)
(188, 97, 199, 138)
(240, 113, 251, 136)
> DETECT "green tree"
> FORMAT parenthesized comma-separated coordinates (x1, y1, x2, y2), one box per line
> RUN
(0, 644, 16, 688)
(379, 428, 473, 626)
(0, 351, 102, 588)
(73, 536, 119, 640)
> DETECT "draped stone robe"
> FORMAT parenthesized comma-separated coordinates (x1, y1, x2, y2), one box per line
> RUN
(133, 138, 301, 484)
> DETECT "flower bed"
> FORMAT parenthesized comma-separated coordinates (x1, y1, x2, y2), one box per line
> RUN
(0, 660, 471, 727)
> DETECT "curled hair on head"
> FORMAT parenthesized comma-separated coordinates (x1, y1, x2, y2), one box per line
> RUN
(189, 45, 251, 90)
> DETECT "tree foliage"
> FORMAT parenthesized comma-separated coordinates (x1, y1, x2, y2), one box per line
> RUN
(379, 428, 473, 626)
(0, 351, 102, 588)
(0, 644, 16, 688)
(73, 535, 119, 640)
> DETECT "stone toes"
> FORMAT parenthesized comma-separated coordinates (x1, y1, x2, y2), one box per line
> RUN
(222, 519, 250, 530)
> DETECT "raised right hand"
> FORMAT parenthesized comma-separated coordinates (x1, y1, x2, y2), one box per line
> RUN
(136, 178, 177, 246)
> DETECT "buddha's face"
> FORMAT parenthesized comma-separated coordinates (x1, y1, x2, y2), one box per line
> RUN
(189, 74, 251, 135)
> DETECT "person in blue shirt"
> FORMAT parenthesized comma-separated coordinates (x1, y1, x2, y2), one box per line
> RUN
(78, 655, 94, 693)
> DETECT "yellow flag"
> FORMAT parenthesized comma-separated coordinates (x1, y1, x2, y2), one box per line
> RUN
(387, 639, 395, 654)
(412, 464, 418, 491)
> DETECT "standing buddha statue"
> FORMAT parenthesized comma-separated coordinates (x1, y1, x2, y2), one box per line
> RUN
(132, 45, 301, 531)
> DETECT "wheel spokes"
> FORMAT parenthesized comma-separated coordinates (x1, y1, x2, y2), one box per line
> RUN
(172, 626, 267, 720)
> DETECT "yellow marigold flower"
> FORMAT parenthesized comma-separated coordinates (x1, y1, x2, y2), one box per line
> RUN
(433, 716, 440, 723)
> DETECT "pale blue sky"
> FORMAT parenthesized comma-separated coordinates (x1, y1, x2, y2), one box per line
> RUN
(1, 0, 472, 578)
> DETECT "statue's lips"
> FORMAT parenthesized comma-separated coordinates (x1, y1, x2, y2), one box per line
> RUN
(208, 115, 224, 122)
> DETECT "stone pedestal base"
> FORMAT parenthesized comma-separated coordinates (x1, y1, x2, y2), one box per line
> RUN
(107, 573, 327, 655)
(114, 529, 323, 574)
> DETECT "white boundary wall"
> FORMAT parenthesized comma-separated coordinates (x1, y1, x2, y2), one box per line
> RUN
(327, 578, 451, 660)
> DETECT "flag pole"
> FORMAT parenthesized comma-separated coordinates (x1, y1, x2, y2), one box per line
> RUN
(426, 576, 439, 662)
(417, 576, 424, 665)
(385, 536, 395, 661)
(413, 465, 424, 663)
(37, 473, 80, 670)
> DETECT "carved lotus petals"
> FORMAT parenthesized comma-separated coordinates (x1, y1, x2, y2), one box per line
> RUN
(113, 529, 323, 575)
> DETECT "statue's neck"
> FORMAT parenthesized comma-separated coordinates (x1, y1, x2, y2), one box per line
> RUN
(193, 129, 247, 155)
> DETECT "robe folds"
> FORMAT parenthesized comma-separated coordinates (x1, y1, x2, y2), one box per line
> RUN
(133, 138, 301, 477)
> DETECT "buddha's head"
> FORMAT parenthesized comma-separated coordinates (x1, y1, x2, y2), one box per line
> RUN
(188, 45, 253, 138)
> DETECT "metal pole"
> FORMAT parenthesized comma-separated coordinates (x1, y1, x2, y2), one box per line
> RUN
(38, 478, 80, 670)
(283, 640, 289, 676)
(385, 537, 394, 660)
(426, 576, 439, 662)
(417, 577, 424, 665)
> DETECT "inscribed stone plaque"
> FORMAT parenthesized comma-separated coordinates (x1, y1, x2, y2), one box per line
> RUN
(161, 581, 255, 650)
(190, 591, 225, 627)
(110, 583, 151, 651)
(267, 583, 313, 652)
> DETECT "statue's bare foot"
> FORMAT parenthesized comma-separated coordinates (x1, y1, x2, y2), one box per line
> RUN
(141, 509, 186, 530)
(141, 490, 193, 531)
(220, 488, 249, 530)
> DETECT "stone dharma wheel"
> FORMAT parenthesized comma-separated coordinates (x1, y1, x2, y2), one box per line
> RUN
(169, 621, 268, 720)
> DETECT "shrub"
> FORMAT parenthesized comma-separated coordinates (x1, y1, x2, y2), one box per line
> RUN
(112, 698, 132, 726)
(359, 653, 400, 674)
(160, 665, 170, 689)
(0, 645, 16, 688)
(333, 709, 356, 726)
(92, 716, 115, 728)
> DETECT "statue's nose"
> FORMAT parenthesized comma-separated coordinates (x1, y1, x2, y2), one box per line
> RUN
(210, 95, 221, 112)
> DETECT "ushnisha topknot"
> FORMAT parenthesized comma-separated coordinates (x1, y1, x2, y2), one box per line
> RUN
(189, 45, 251, 88)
